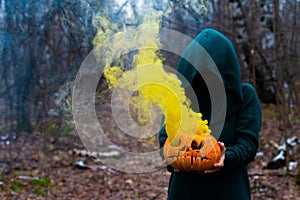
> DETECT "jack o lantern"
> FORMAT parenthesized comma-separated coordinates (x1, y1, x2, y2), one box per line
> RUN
(163, 134, 221, 172)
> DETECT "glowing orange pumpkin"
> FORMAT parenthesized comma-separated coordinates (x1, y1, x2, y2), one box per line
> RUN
(163, 134, 221, 172)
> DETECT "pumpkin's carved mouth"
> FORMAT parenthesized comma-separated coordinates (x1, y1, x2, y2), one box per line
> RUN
(164, 135, 221, 172)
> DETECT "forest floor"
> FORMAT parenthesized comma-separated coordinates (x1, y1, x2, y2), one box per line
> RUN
(0, 103, 300, 200)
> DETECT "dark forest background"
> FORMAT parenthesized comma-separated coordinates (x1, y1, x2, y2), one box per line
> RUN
(0, 1, 299, 198)
(1, 0, 299, 135)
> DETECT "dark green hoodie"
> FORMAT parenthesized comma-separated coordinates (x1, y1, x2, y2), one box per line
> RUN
(159, 28, 262, 200)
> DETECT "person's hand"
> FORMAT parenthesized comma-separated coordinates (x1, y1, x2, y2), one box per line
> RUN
(203, 141, 226, 174)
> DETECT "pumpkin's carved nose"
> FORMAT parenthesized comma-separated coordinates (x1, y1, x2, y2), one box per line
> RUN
(191, 140, 204, 150)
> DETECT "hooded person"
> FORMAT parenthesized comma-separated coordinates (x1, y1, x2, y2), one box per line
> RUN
(159, 28, 262, 200)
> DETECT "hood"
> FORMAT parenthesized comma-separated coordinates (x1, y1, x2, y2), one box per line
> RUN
(176, 28, 243, 121)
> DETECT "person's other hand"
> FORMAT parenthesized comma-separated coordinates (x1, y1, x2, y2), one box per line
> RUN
(203, 141, 226, 174)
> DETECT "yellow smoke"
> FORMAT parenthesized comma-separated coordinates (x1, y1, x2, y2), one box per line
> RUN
(94, 10, 210, 145)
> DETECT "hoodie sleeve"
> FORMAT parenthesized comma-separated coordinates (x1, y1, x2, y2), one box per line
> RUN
(158, 125, 176, 172)
(158, 125, 167, 159)
(224, 83, 262, 169)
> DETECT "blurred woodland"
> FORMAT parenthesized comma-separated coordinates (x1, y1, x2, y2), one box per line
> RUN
(0, 0, 300, 199)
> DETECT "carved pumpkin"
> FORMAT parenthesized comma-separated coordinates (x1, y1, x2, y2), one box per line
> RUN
(163, 134, 221, 172)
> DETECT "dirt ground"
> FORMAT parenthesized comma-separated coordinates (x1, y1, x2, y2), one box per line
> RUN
(0, 103, 300, 200)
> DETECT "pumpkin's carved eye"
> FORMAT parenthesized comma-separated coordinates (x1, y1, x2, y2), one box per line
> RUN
(170, 138, 181, 147)
(191, 140, 205, 150)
